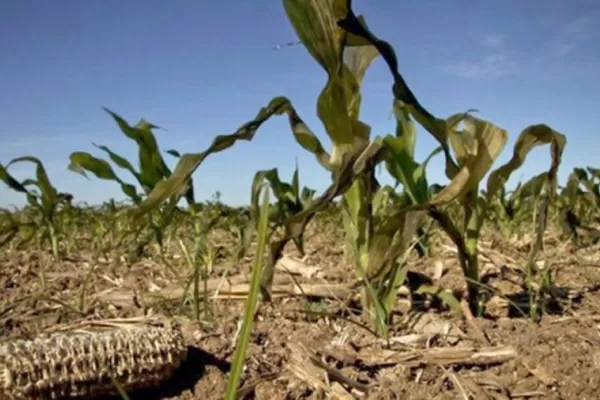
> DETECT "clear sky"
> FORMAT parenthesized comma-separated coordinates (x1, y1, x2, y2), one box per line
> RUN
(1, 0, 599, 207)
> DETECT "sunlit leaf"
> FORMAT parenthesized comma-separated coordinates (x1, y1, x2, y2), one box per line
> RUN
(487, 124, 567, 202)
(138, 97, 330, 215)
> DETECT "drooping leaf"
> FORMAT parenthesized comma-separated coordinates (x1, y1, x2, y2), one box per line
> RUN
(0, 163, 29, 194)
(92, 143, 143, 186)
(284, 138, 384, 240)
(284, 0, 354, 167)
(363, 117, 506, 282)
(338, 7, 461, 179)
(486, 124, 567, 203)
(429, 115, 508, 206)
(103, 108, 171, 191)
(6, 156, 58, 216)
(137, 97, 330, 215)
(69, 152, 119, 180)
(68, 152, 141, 203)
(284, 0, 380, 169)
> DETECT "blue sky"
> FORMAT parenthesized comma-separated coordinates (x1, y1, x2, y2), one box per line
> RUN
(1, 0, 599, 207)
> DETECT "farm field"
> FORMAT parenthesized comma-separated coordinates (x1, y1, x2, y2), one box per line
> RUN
(1, 205, 600, 399)
(1, 1, 599, 399)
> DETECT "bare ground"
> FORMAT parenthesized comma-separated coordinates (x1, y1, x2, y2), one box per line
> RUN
(1, 220, 600, 400)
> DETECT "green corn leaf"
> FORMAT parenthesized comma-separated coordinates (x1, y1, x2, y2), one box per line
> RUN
(364, 209, 426, 285)
(432, 115, 507, 204)
(92, 143, 143, 187)
(562, 171, 591, 208)
(482, 124, 566, 246)
(291, 159, 300, 199)
(69, 152, 118, 180)
(283, 0, 352, 166)
(103, 108, 171, 191)
(413, 146, 443, 198)
(385, 101, 442, 205)
(225, 186, 271, 400)
(300, 187, 316, 206)
(338, 6, 460, 180)
(0, 165, 43, 215)
(282, 0, 346, 72)
(137, 97, 330, 215)
(392, 101, 417, 158)
(486, 124, 567, 203)
(284, 0, 379, 168)
(68, 152, 141, 203)
(164, 149, 197, 205)
(284, 138, 384, 241)
(372, 185, 395, 216)
(253, 169, 294, 204)
(0, 163, 30, 194)
(383, 135, 420, 203)
(6, 156, 58, 216)
(20, 178, 38, 189)
(384, 137, 442, 206)
(514, 172, 547, 201)
(251, 166, 315, 241)
(446, 110, 480, 167)
(363, 119, 506, 282)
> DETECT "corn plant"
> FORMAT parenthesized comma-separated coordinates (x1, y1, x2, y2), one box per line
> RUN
(126, 0, 500, 334)
(68, 109, 193, 258)
(0, 157, 71, 260)
(123, 0, 570, 332)
(335, 6, 569, 316)
(382, 102, 443, 257)
(485, 172, 546, 238)
(334, 7, 510, 323)
(492, 169, 568, 320)
(250, 164, 316, 296)
(557, 168, 600, 245)
(225, 185, 271, 400)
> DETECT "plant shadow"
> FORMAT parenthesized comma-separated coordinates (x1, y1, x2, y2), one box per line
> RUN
(410, 282, 593, 320)
(71, 346, 231, 400)
(501, 288, 575, 318)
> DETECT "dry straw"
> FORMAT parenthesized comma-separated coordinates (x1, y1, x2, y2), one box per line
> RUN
(0, 324, 187, 399)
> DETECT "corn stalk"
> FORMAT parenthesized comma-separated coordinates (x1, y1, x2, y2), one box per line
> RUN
(68, 109, 192, 259)
(0, 157, 71, 260)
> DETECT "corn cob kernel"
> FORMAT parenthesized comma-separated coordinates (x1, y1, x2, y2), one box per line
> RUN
(0, 325, 187, 399)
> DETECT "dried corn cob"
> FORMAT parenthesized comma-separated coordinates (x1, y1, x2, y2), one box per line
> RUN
(0, 324, 187, 399)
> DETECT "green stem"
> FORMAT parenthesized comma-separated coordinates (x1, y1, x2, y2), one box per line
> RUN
(48, 221, 59, 261)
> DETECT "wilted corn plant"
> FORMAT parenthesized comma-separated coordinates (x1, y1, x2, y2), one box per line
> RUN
(126, 0, 505, 336)
(68, 109, 195, 259)
(0, 324, 187, 399)
(337, 4, 568, 316)
(0, 157, 72, 261)
(127, 0, 565, 329)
